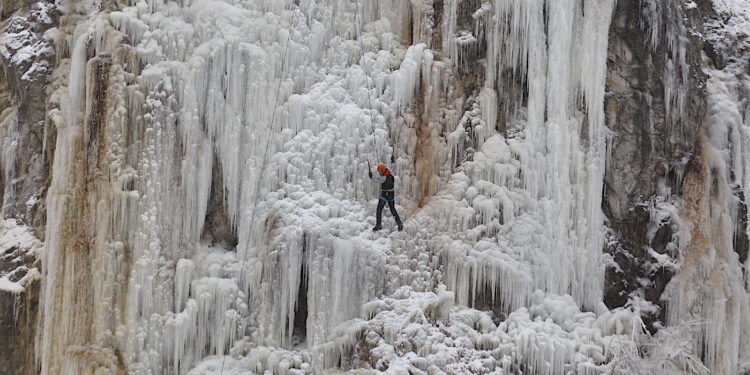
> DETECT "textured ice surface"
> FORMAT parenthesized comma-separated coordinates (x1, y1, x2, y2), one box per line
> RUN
(34, 0, 638, 373)
(26, 0, 750, 374)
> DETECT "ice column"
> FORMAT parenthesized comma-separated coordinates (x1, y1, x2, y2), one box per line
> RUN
(449, 0, 615, 310)
(663, 135, 750, 374)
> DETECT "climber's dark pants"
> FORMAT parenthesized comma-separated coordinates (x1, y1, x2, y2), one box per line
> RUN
(376, 191, 402, 227)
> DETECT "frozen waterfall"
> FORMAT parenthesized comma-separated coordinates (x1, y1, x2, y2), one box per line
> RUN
(0, 0, 747, 374)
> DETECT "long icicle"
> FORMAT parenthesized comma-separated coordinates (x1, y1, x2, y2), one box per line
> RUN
(219, 5, 298, 375)
(354, 0, 380, 163)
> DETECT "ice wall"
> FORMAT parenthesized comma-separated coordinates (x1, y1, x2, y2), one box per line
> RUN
(38, 0, 419, 373)
(435, 0, 614, 312)
(23, 0, 750, 374)
(37, 0, 623, 372)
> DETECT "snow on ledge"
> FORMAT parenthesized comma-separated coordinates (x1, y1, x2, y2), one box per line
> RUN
(0, 219, 43, 294)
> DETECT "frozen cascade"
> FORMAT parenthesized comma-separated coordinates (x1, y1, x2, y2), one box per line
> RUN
(39, 1, 420, 373)
(436, 0, 614, 312)
(662, 134, 750, 374)
(660, 1, 750, 373)
(0, 0, 736, 374)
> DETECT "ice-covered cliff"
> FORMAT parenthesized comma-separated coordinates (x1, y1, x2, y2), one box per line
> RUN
(1, 0, 749, 374)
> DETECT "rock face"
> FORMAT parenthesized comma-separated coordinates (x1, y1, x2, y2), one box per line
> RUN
(0, 276, 39, 375)
(0, 1, 55, 373)
(0, 0, 55, 233)
(202, 156, 238, 247)
(602, 0, 707, 320)
(603, 2, 750, 371)
(0, 219, 43, 375)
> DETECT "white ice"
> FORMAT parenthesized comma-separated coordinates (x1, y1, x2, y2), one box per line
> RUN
(25, 0, 750, 374)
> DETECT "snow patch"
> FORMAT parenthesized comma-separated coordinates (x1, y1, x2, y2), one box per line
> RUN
(0, 219, 43, 294)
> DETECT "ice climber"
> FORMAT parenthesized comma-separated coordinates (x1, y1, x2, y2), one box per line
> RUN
(369, 162, 404, 232)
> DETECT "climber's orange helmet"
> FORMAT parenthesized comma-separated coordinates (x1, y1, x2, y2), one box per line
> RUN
(377, 164, 387, 174)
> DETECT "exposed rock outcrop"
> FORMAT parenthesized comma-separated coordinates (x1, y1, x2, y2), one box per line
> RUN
(0, 1, 55, 373)
(0, 282, 39, 375)
(202, 155, 238, 247)
(0, 279, 39, 375)
(603, 0, 709, 320)
(0, 1, 56, 233)
(0, 219, 43, 375)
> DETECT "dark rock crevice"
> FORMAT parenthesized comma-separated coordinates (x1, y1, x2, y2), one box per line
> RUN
(202, 153, 238, 248)
(293, 251, 308, 347)
(0, 281, 39, 375)
(732, 186, 749, 265)
(0, 233, 41, 375)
